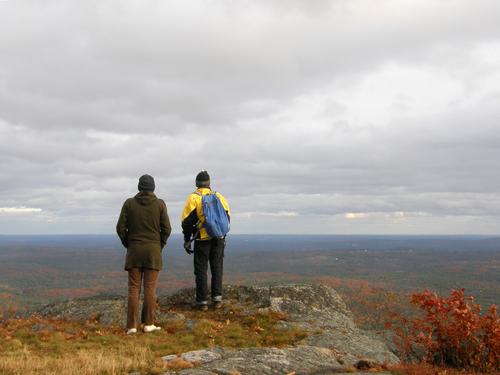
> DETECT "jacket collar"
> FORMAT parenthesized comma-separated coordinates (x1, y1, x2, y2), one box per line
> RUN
(196, 187, 212, 195)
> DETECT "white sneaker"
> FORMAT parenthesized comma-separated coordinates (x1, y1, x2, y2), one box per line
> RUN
(143, 325, 161, 333)
(126, 328, 137, 335)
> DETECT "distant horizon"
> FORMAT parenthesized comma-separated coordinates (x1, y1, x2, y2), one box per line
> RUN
(1, 233, 499, 238)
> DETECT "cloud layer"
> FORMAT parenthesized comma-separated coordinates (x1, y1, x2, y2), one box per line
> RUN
(1, 0, 499, 234)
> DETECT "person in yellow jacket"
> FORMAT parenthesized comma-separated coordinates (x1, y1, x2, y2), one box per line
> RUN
(181, 171, 230, 310)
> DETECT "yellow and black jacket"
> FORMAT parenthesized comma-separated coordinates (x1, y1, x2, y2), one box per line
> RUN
(181, 188, 230, 241)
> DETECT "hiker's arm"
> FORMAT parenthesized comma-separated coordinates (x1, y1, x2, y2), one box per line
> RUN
(160, 201, 172, 249)
(181, 195, 198, 241)
(116, 201, 129, 248)
(182, 209, 198, 241)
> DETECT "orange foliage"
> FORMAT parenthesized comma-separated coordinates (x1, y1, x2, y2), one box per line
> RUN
(0, 314, 122, 343)
(319, 276, 407, 329)
(393, 289, 499, 372)
(164, 357, 194, 370)
(389, 362, 486, 375)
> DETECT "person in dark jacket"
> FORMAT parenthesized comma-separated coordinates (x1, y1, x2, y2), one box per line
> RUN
(181, 171, 230, 311)
(116, 174, 172, 334)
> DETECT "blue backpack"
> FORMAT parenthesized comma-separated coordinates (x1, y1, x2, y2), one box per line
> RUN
(198, 192, 230, 239)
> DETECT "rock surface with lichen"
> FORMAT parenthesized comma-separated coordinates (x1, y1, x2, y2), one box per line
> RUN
(34, 284, 398, 374)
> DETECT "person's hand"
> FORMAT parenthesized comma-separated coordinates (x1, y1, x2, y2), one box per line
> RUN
(184, 241, 194, 255)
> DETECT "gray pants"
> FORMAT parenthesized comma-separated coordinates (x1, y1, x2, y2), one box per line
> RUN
(193, 238, 225, 304)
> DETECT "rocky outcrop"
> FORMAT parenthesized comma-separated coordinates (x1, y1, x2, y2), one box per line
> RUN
(162, 346, 396, 374)
(161, 284, 398, 374)
(34, 284, 399, 374)
(35, 295, 127, 326)
(34, 294, 184, 326)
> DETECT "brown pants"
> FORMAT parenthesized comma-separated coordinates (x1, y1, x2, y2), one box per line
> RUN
(127, 267, 159, 329)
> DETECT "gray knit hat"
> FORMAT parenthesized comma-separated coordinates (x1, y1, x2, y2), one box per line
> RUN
(138, 174, 155, 192)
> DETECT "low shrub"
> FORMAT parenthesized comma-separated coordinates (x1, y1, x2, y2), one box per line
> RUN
(393, 288, 499, 372)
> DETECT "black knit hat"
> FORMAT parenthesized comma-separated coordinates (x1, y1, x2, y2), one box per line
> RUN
(195, 170, 210, 188)
(138, 174, 155, 192)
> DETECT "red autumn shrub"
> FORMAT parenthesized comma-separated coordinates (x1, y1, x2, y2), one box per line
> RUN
(409, 289, 499, 372)
(388, 362, 485, 375)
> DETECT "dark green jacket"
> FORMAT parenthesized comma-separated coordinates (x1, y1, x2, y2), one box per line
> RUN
(116, 192, 172, 270)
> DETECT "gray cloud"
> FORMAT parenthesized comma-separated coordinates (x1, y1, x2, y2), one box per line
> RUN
(0, 0, 499, 234)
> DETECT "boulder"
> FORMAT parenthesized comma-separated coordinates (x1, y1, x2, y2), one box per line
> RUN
(33, 283, 399, 374)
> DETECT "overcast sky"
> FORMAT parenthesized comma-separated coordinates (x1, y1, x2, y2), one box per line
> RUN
(0, 0, 499, 235)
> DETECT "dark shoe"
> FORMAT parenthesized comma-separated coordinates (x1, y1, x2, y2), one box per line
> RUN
(213, 301, 223, 310)
(196, 304, 209, 311)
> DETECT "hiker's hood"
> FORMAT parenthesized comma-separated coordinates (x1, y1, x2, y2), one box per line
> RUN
(134, 191, 157, 205)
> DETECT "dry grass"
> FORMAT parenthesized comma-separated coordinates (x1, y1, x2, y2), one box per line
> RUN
(340, 365, 358, 373)
(0, 344, 163, 375)
(164, 357, 194, 370)
(0, 307, 308, 375)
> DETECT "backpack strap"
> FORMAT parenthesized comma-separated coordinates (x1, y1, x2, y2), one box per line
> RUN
(193, 190, 216, 196)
